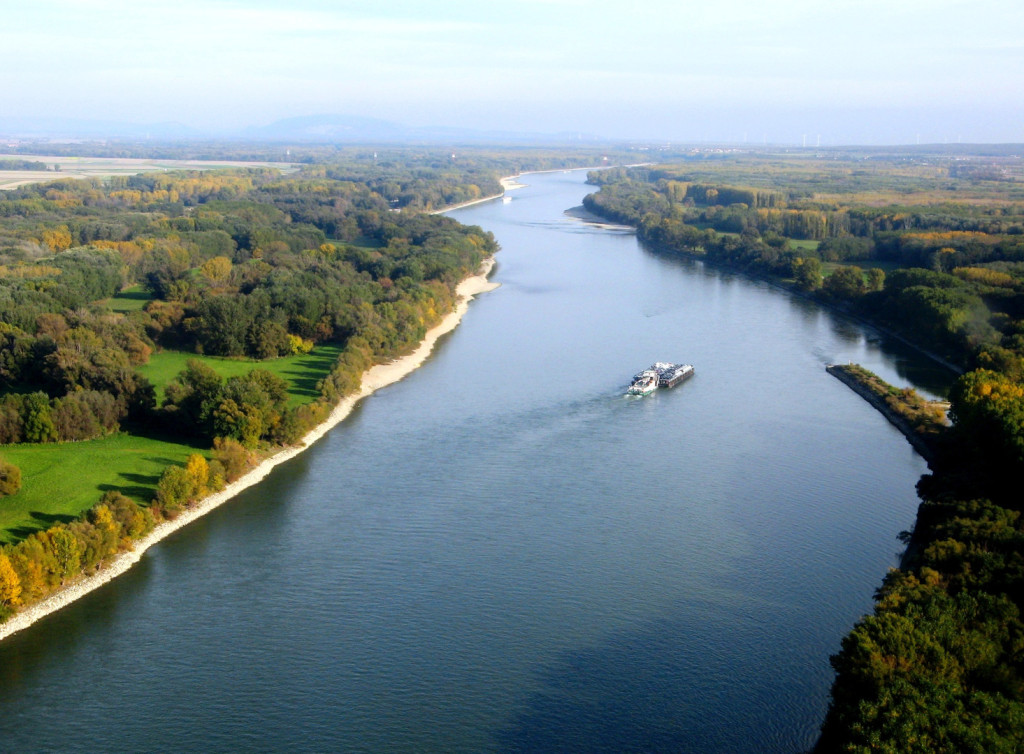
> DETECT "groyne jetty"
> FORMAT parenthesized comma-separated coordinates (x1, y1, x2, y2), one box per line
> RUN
(826, 363, 948, 464)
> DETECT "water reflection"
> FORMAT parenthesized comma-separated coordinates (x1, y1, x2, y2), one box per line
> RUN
(496, 608, 821, 754)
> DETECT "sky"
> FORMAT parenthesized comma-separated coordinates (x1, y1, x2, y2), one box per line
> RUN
(2, 0, 1022, 144)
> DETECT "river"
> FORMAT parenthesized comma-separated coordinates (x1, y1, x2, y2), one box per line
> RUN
(0, 170, 950, 752)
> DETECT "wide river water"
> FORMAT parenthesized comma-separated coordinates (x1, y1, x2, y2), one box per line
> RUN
(0, 170, 952, 752)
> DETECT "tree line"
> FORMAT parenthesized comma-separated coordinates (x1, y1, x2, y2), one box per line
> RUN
(0, 159, 49, 172)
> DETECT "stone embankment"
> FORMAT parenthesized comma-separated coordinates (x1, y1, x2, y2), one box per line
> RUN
(826, 364, 944, 464)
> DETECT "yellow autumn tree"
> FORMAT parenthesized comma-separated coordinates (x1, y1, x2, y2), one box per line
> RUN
(184, 454, 210, 499)
(0, 553, 23, 608)
(0, 455, 21, 496)
(89, 505, 121, 561)
(287, 333, 314, 355)
(200, 256, 232, 282)
(41, 225, 72, 252)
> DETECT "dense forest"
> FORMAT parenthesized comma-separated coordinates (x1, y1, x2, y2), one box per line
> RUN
(0, 153, 511, 619)
(582, 150, 1024, 751)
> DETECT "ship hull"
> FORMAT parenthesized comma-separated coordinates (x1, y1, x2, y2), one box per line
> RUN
(660, 367, 694, 388)
(627, 384, 657, 396)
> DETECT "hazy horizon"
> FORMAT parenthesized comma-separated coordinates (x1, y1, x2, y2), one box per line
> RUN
(3, 0, 1022, 145)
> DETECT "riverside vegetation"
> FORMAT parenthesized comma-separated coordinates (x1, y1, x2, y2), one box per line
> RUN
(583, 147, 1024, 751)
(0, 151, 525, 620)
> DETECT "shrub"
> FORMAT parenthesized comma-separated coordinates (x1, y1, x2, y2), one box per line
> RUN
(0, 458, 21, 496)
(155, 464, 192, 512)
(212, 437, 252, 482)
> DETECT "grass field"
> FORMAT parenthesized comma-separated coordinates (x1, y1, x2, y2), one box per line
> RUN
(0, 432, 207, 544)
(106, 284, 153, 313)
(789, 239, 820, 253)
(0, 343, 344, 542)
(138, 344, 344, 408)
(104, 289, 346, 404)
(0, 154, 297, 191)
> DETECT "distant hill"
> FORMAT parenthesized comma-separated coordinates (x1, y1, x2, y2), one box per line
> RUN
(243, 114, 409, 141)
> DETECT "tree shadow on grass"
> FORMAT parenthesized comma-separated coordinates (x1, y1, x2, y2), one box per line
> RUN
(119, 472, 161, 485)
(32, 511, 76, 525)
(117, 421, 208, 450)
(141, 457, 187, 468)
(277, 368, 322, 399)
(6, 511, 78, 539)
(97, 470, 162, 503)
(97, 484, 156, 502)
(278, 352, 339, 400)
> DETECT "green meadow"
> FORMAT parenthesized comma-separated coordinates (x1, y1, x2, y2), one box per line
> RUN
(0, 432, 208, 544)
(139, 343, 344, 408)
(105, 284, 153, 313)
(788, 238, 820, 253)
(0, 343, 343, 542)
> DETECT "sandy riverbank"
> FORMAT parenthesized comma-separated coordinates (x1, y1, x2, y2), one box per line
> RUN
(0, 259, 499, 642)
(563, 204, 636, 232)
(430, 175, 525, 214)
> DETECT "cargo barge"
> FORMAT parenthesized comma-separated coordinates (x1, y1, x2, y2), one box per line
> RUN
(651, 362, 694, 387)
(627, 362, 694, 395)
